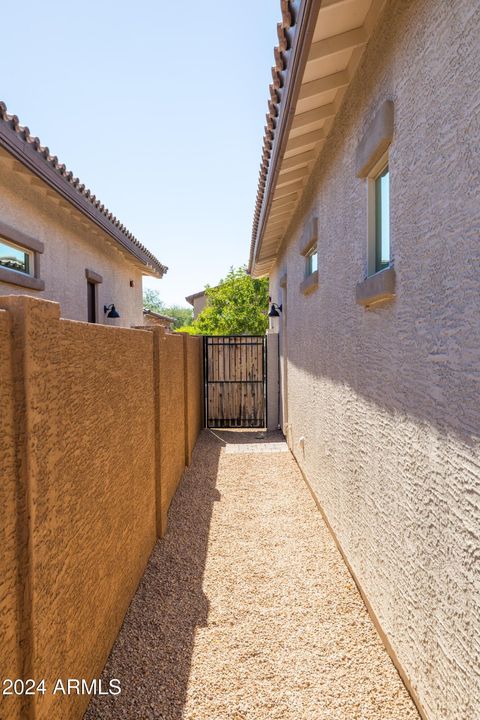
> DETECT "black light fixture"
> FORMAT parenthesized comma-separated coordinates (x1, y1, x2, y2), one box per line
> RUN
(268, 302, 282, 317)
(104, 303, 120, 318)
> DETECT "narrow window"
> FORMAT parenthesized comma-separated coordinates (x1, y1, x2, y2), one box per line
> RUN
(375, 165, 390, 272)
(305, 246, 318, 277)
(87, 281, 97, 323)
(0, 237, 33, 276)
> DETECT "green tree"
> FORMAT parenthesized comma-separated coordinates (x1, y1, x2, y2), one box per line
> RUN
(188, 266, 269, 336)
(166, 305, 194, 330)
(143, 289, 193, 329)
(143, 288, 165, 313)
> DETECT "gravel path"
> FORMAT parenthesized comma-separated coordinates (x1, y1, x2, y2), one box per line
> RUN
(86, 430, 419, 720)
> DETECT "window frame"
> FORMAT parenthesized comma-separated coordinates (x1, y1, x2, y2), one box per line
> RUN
(85, 268, 103, 324)
(299, 216, 319, 295)
(0, 221, 44, 290)
(305, 244, 318, 278)
(0, 236, 34, 276)
(367, 153, 390, 277)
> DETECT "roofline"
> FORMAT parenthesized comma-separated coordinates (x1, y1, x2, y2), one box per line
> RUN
(143, 308, 175, 322)
(248, 0, 322, 276)
(185, 289, 207, 305)
(0, 102, 167, 279)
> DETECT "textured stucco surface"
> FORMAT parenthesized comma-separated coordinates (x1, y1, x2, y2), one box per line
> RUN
(184, 335, 203, 465)
(192, 294, 208, 319)
(266, 331, 280, 430)
(0, 156, 145, 327)
(0, 296, 204, 720)
(0, 309, 23, 720)
(159, 333, 187, 532)
(269, 2, 480, 719)
(0, 296, 157, 720)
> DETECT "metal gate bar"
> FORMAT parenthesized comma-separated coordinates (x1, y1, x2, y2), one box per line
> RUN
(203, 335, 267, 428)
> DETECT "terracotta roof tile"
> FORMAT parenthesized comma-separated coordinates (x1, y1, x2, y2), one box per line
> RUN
(0, 101, 167, 278)
(249, 1, 297, 273)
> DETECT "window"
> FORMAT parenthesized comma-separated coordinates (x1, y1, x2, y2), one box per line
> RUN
(299, 217, 319, 295)
(357, 157, 395, 306)
(305, 246, 318, 277)
(366, 154, 391, 277)
(374, 164, 390, 272)
(0, 223, 44, 291)
(0, 237, 33, 276)
(355, 101, 395, 306)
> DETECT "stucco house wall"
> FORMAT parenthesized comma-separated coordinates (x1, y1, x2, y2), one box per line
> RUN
(185, 290, 209, 320)
(193, 293, 208, 318)
(269, 2, 480, 719)
(0, 157, 146, 327)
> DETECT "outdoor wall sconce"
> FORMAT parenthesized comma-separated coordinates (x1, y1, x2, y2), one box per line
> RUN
(268, 303, 282, 317)
(104, 304, 120, 318)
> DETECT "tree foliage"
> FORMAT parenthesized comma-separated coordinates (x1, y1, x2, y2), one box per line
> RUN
(186, 266, 269, 336)
(143, 289, 165, 313)
(143, 289, 193, 330)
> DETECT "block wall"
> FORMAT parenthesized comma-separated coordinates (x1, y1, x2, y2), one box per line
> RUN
(0, 296, 204, 720)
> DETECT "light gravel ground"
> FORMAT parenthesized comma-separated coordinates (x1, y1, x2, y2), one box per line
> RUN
(86, 430, 419, 720)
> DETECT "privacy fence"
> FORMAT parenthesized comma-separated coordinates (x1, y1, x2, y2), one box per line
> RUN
(0, 295, 203, 720)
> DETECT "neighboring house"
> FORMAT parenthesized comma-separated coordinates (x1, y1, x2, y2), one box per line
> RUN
(185, 289, 209, 319)
(249, 2, 479, 720)
(0, 102, 166, 327)
(143, 308, 175, 331)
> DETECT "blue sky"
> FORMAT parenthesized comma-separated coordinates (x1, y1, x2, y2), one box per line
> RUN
(1, 1, 280, 306)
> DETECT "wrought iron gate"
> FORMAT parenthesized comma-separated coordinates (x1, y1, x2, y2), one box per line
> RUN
(204, 336, 267, 428)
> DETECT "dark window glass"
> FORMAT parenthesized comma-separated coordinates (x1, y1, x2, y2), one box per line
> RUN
(87, 281, 96, 323)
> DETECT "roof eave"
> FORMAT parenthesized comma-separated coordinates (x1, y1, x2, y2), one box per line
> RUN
(0, 105, 167, 278)
(249, 0, 322, 277)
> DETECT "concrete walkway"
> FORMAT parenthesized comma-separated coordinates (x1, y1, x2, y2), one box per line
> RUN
(86, 430, 419, 720)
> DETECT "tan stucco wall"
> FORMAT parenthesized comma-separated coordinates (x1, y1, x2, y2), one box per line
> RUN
(0, 295, 156, 720)
(0, 309, 23, 720)
(269, 2, 480, 719)
(184, 335, 203, 464)
(0, 155, 145, 327)
(0, 296, 204, 720)
(192, 293, 208, 319)
(158, 333, 186, 532)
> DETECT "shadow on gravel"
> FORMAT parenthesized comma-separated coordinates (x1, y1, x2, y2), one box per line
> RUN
(208, 428, 285, 445)
(85, 431, 222, 720)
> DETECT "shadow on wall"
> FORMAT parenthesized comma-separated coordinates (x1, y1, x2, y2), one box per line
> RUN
(84, 431, 223, 720)
(271, 0, 480, 447)
(281, 295, 480, 446)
